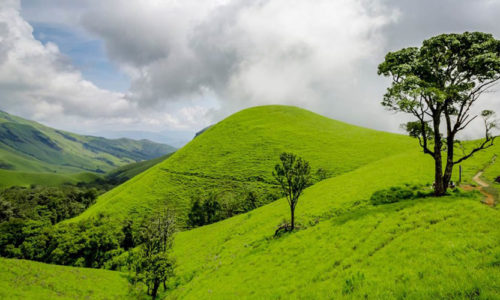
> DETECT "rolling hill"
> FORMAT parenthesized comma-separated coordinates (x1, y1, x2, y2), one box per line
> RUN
(0, 110, 176, 187)
(14, 104, 497, 298)
(164, 146, 500, 298)
(71, 105, 417, 224)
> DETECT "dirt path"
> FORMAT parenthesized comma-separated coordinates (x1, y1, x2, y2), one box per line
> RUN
(462, 171, 495, 207)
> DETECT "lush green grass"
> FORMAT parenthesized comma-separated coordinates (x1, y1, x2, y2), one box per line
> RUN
(0, 154, 172, 189)
(0, 258, 133, 299)
(0, 170, 100, 188)
(104, 153, 173, 185)
(4, 105, 500, 299)
(72, 105, 416, 224)
(165, 148, 500, 299)
(0, 110, 175, 187)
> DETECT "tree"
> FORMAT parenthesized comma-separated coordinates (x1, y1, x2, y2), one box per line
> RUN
(378, 32, 500, 195)
(273, 152, 311, 231)
(135, 210, 176, 299)
(243, 190, 259, 212)
(187, 193, 221, 227)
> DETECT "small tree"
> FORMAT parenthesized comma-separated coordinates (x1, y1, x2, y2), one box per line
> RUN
(273, 152, 311, 231)
(187, 193, 221, 228)
(135, 210, 176, 299)
(378, 32, 500, 195)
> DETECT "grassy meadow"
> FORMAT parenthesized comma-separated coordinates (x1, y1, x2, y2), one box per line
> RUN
(72, 105, 417, 225)
(0, 258, 133, 299)
(1, 105, 499, 299)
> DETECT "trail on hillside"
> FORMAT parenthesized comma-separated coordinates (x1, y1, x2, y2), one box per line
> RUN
(462, 171, 495, 207)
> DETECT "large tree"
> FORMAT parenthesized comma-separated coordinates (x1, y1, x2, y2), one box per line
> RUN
(273, 152, 311, 231)
(378, 32, 500, 196)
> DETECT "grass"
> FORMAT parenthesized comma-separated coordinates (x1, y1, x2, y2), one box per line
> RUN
(104, 153, 173, 185)
(0, 110, 175, 187)
(0, 170, 100, 188)
(0, 258, 133, 299)
(164, 148, 500, 299)
(72, 105, 416, 224)
(3, 105, 500, 299)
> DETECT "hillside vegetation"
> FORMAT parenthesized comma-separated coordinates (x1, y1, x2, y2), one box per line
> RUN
(73, 105, 416, 224)
(2, 105, 499, 299)
(165, 142, 500, 298)
(0, 110, 175, 187)
(0, 258, 132, 299)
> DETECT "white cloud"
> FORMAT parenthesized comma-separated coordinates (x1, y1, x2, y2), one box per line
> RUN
(0, 0, 211, 141)
(82, 0, 399, 122)
(2, 0, 500, 144)
(0, 1, 131, 118)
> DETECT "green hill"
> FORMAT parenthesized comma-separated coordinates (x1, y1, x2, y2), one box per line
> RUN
(103, 153, 173, 186)
(0, 110, 176, 187)
(165, 146, 500, 298)
(72, 105, 416, 224)
(2, 105, 500, 298)
(0, 258, 132, 299)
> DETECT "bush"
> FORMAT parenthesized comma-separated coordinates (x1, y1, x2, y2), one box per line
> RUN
(370, 186, 415, 205)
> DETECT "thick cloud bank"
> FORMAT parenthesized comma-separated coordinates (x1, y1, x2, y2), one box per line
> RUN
(82, 0, 397, 121)
(2, 0, 500, 142)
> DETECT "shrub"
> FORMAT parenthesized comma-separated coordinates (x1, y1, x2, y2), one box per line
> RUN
(370, 186, 414, 205)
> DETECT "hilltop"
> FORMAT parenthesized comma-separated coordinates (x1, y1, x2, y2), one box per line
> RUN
(0, 110, 176, 187)
(72, 105, 416, 224)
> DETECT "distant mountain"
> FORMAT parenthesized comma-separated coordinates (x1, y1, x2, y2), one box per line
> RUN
(0, 110, 176, 176)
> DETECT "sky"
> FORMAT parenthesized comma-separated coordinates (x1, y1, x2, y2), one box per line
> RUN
(0, 0, 500, 147)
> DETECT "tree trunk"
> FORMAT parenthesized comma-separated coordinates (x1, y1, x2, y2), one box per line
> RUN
(163, 280, 167, 291)
(433, 117, 446, 196)
(151, 281, 160, 300)
(442, 135, 455, 191)
(290, 204, 295, 231)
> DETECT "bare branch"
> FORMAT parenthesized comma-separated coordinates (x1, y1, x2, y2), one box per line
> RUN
(453, 137, 496, 164)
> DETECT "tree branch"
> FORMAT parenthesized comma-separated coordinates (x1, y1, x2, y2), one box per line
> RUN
(453, 136, 496, 164)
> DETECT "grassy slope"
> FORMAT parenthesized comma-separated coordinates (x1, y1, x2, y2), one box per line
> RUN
(167, 146, 500, 299)
(104, 153, 173, 185)
(0, 170, 99, 188)
(0, 110, 175, 187)
(2, 106, 500, 298)
(73, 105, 416, 224)
(0, 258, 132, 299)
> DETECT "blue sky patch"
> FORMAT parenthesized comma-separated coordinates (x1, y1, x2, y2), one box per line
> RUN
(32, 22, 130, 92)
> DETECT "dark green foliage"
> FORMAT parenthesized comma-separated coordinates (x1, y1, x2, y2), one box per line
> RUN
(273, 152, 311, 231)
(370, 186, 415, 205)
(0, 198, 13, 222)
(132, 210, 176, 299)
(203, 193, 221, 224)
(0, 161, 14, 170)
(243, 191, 259, 211)
(121, 220, 135, 251)
(187, 199, 206, 227)
(187, 193, 221, 227)
(0, 213, 125, 268)
(187, 189, 276, 228)
(378, 32, 500, 196)
(314, 168, 329, 182)
(0, 186, 98, 224)
(0, 185, 132, 269)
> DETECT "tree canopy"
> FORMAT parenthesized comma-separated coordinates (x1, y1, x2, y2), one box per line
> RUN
(378, 32, 500, 195)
